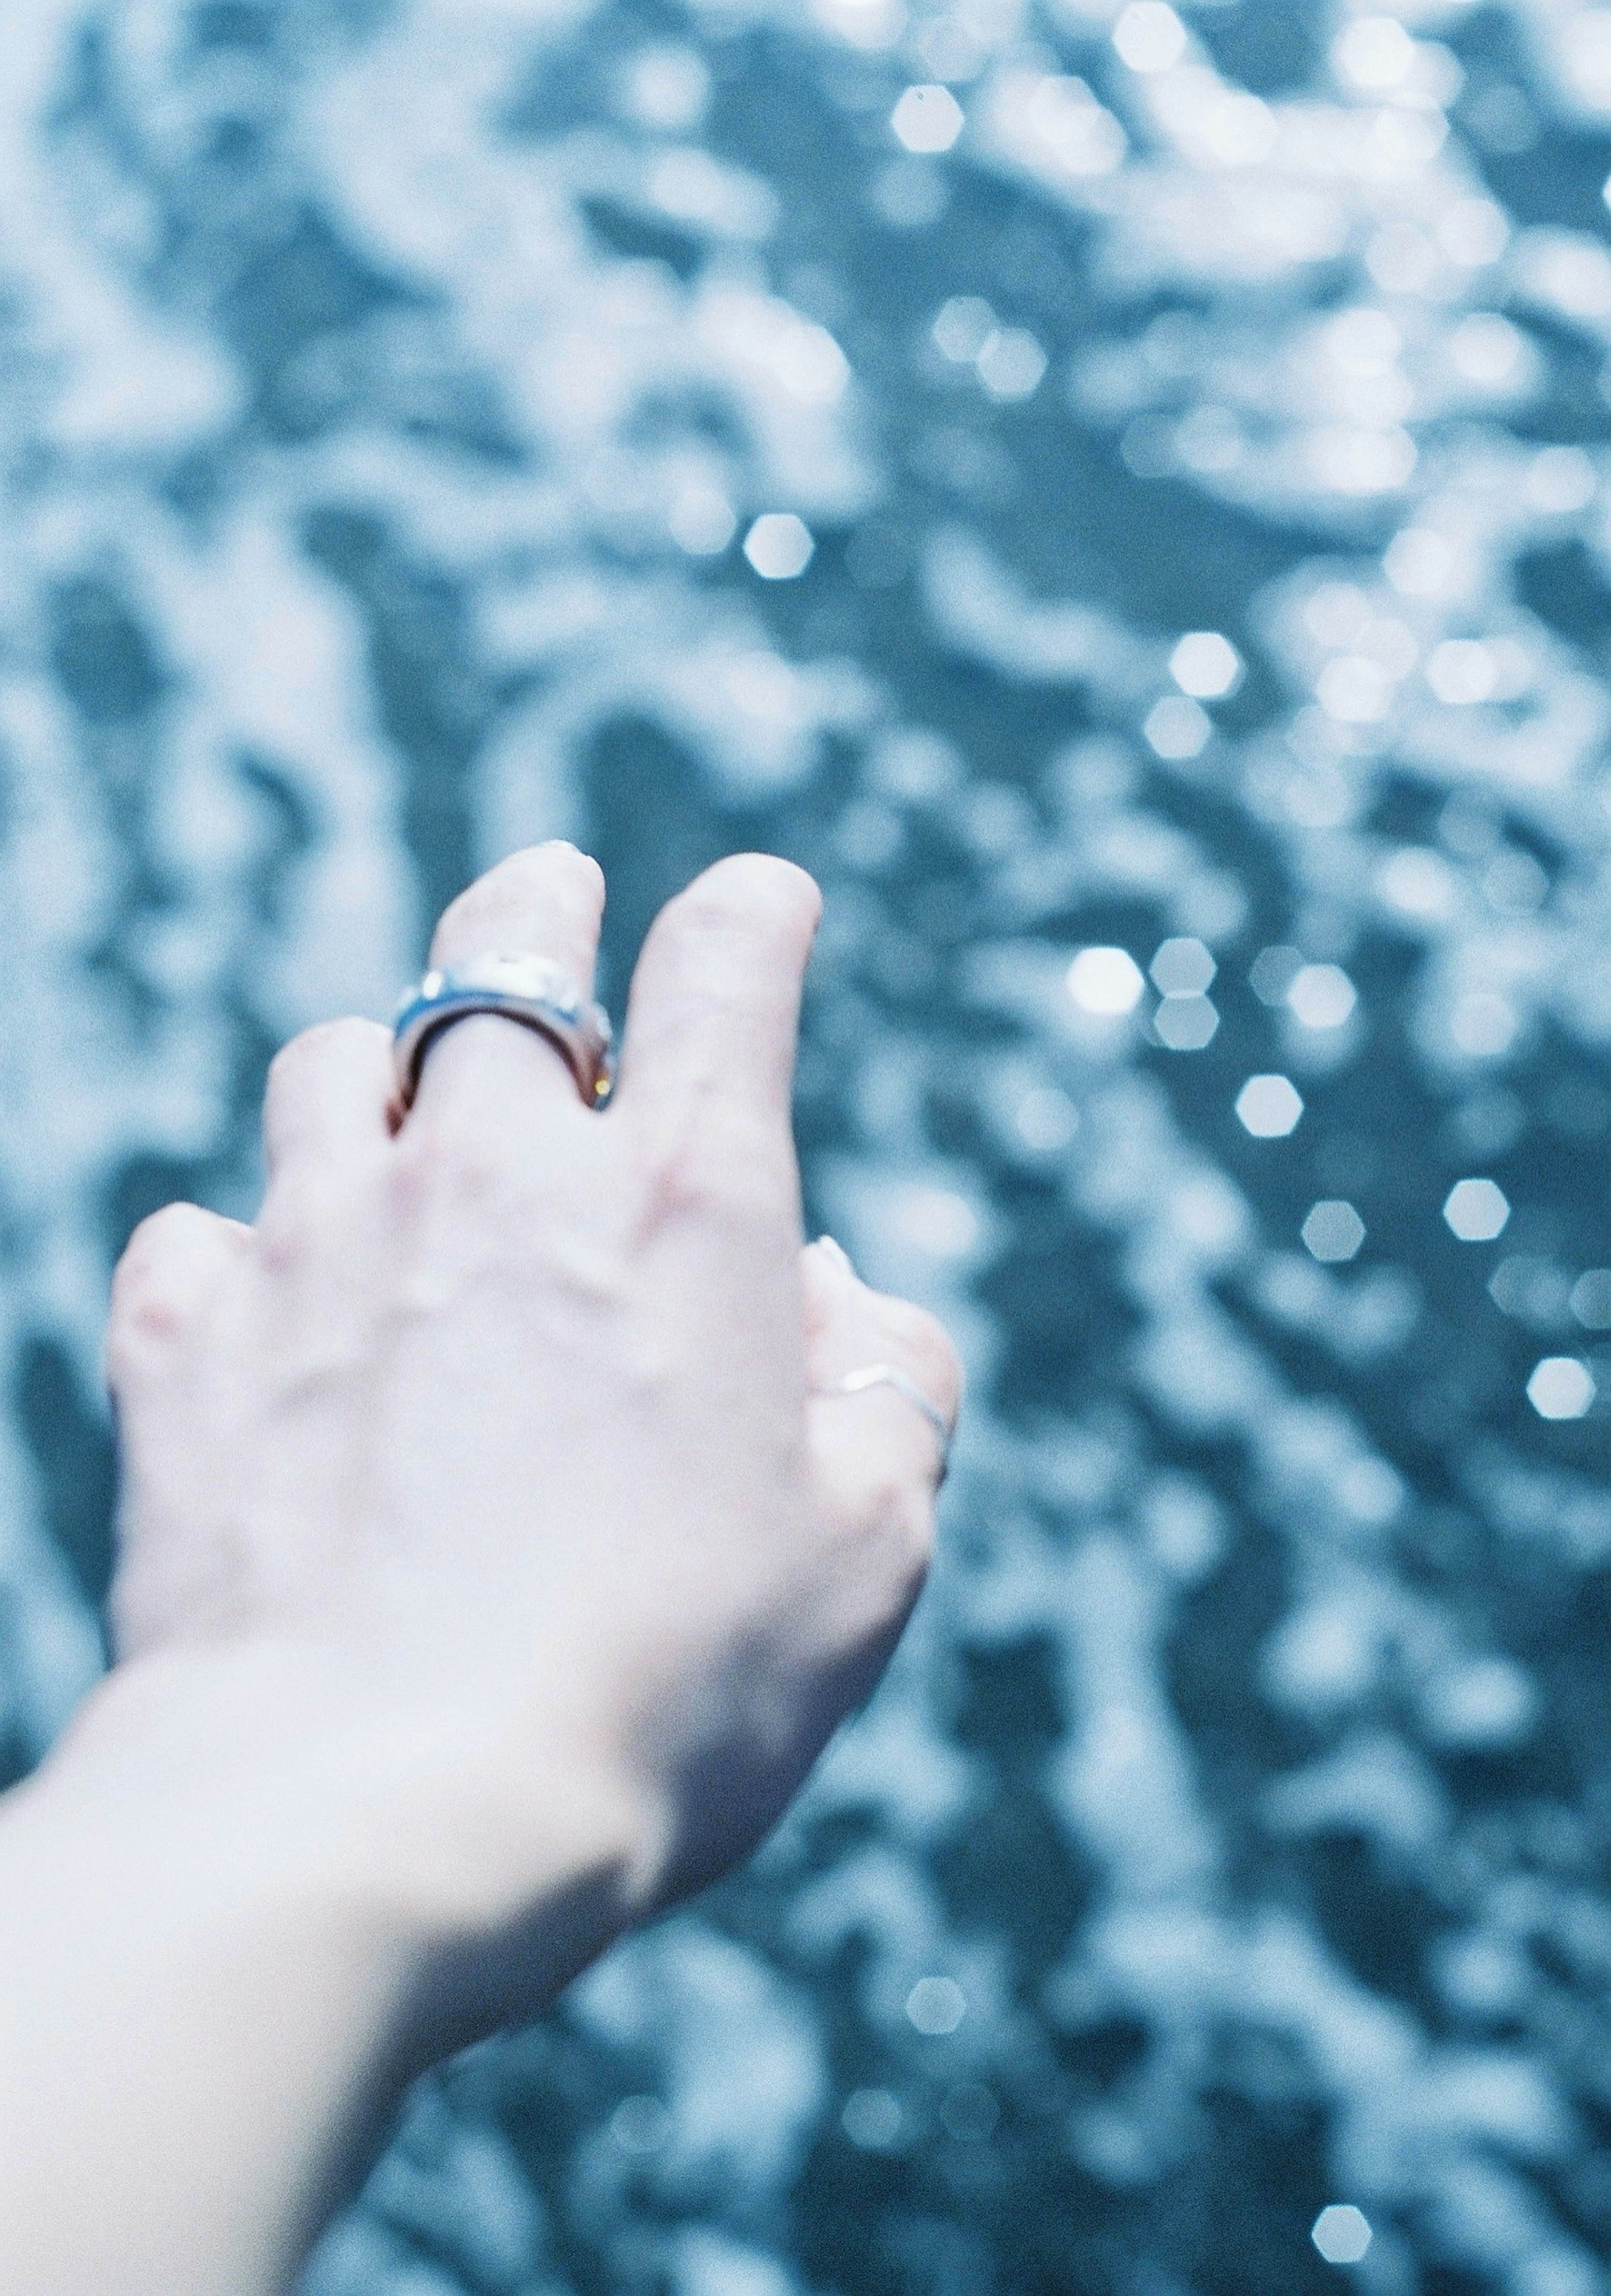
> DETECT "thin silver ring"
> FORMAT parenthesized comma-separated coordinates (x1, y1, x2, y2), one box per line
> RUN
(813, 1362, 954, 1484)
(392, 954, 614, 1115)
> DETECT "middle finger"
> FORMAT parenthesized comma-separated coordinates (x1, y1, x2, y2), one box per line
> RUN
(407, 842, 608, 1134)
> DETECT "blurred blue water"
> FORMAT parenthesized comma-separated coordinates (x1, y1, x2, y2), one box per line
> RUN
(4, 2, 1611, 2291)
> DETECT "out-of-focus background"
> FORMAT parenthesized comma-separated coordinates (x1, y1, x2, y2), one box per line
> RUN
(5, 0, 1611, 2290)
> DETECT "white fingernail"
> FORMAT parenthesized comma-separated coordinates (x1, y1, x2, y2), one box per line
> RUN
(816, 1235, 857, 1278)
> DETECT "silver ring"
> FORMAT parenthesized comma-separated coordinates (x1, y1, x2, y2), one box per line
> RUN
(392, 953, 614, 1114)
(813, 1362, 954, 1484)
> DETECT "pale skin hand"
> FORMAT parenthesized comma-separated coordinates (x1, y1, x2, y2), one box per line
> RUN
(0, 845, 961, 2296)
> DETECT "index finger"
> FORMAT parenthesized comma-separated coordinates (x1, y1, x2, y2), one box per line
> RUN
(614, 854, 821, 1164)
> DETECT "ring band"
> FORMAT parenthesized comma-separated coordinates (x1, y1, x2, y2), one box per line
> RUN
(813, 1362, 955, 1484)
(392, 954, 614, 1114)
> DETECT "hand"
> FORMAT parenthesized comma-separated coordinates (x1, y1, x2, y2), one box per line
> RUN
(96, 845, 960, 2030)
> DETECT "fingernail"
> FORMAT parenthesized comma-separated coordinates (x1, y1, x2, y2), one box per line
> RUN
(815, 1235, 857, 1278)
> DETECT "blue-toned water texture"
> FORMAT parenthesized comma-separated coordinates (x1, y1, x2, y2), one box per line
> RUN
(6, 1, 1611, 2291)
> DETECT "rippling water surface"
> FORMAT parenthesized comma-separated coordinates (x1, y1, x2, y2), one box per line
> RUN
(6, 2, 1611, 2291)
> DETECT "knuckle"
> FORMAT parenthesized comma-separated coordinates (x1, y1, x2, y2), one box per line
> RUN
(267, 1017, 383, 1104)
(108, 1205, 220, 1368)
(253, 1191, 322, 1273)
(657, 903, 751, 1003)
(874, 1298, 963, 1415)
(667, 878, 743, 943)
(638, 1144, 722, 1230)
(637, 1102, 786, 1231)
(392, 1105, 519, 1224)
(113, 1201, 210, 1290)
(435, 1105, 519, 1200)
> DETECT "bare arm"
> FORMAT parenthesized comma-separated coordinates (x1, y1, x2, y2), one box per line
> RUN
(0, 845, 959, 2296)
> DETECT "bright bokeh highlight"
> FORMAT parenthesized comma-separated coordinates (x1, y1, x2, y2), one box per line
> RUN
(743, 514, 815, 579)
(1068, 946, 1145, 1015)
(1443, 1179, 1510, 1242)
(1312, 2205, 1374, 2264)
(1236, 1075, 1304, 1137)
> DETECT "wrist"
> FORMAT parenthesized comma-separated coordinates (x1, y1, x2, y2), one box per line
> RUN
(39, 1639, 654, 2052)
(0, 1647, 514, 2295)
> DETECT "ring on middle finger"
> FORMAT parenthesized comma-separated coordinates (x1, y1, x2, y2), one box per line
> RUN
(391, 953, 615, 1115)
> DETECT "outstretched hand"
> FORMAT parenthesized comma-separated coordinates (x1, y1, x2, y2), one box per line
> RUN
(100, 844, 960, 2024)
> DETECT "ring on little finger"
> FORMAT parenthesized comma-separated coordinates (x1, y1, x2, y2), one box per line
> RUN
(812, 1363, 955, 1485)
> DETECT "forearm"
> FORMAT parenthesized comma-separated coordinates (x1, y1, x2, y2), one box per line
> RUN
(0, 1651, 628, 2296)
(0, 1798, 411, 2294)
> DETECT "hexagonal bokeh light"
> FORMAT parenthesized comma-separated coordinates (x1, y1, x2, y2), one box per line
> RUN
(1249, 945, 1303, 1005)
(1155, 996, 1219, 1051)
(1311, 2205, 1373, 2265)
(1287, 963, 1357, 1030)
(743, 513, 814, 580)
(1169, 630, 1242, 698)
(1150, 936, 1217, 997)
(842, 2088, 902, 2150)
(1236, 1074, 1304, 1137)
(933, 296, 996, 363)
(1302, 1200, 1366, 1262)
(1443, 1178, 1510, 1242)
(1144, 694, 1211, 758)
(1527, 1357, 1596, 1421)
(1068, 945, 1144, 1015)
(905, 1976, 967, 2034)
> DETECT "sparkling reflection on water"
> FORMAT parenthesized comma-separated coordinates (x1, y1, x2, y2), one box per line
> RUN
(3, 3, 1611, 2291)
